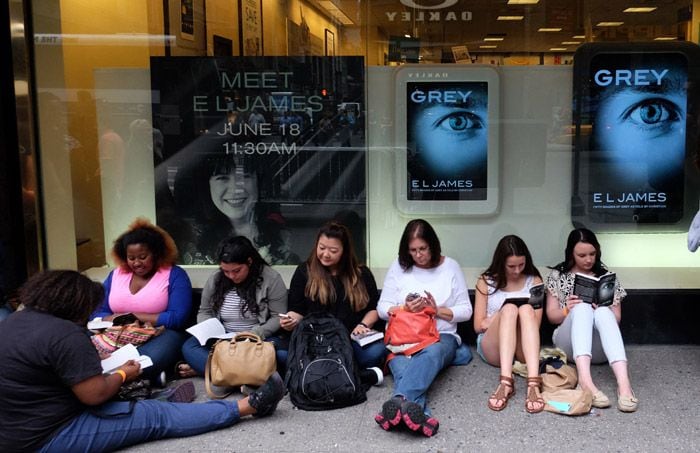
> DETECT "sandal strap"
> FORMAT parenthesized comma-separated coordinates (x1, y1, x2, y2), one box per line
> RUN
(499, 375, 515, 386)
(526, 376, 542, 386)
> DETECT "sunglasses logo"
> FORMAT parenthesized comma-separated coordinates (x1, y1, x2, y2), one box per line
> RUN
(400, 0, 458, 9)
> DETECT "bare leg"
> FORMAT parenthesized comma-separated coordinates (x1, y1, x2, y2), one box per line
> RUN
(237, 398, 255, 417)
(611, 360, 634, 397)
(517, 305, 541, 379)
(574, 354, 599, 394)
(518, 305, 544, 413)
(479, 312, 503, 367)
(498, 304, 519, 377)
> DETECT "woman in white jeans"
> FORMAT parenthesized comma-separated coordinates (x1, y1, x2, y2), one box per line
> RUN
(545, 228, 638, 412)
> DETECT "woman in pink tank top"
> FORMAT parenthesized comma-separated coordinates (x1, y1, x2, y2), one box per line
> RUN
(92, 218, 192, 385)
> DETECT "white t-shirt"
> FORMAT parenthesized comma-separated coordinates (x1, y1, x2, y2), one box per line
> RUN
(378, 256, 473, 343)
(485, 275, 536, 317)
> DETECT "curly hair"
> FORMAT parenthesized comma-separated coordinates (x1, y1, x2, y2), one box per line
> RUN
(111, 218, 178, 270)
(211, 236, 269, 317)
(20, 270, 104, 324)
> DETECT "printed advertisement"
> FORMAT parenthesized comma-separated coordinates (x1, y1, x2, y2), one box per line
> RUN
(406, 81, 489, 201)
(150, 57, 366, 265)
(572, 43, 700, 230)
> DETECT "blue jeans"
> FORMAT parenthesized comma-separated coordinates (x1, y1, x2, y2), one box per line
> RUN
(137, 329, 186, 381)
(388, 333, 458, 415)
(40, 400, 239, 453)
(182, 335, 287, 376)
(352, 340, 387, 369)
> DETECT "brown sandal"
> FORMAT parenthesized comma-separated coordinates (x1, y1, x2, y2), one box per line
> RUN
(488, 375, 515, 411)
(526, 376, 545, 414)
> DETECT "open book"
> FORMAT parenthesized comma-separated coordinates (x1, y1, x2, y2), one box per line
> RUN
(503, 283, 545, 309)
(186, 318, 236, 346)
(573, 272, 616, 307)
(351, 329, 384, 347)
(101, 344, 153, 374)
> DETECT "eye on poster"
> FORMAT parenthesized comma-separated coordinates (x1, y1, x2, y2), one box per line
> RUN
(571, 42, 700, 231)
(394, 65, 500, 216)
(150, 56, 366, 265)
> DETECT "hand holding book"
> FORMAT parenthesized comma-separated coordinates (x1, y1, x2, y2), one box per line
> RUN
(573, 272, 616, 307)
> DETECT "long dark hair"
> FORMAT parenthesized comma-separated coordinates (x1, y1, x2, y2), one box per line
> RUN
(552, 228, 607, 276)
(305, 222, 369, 311)
(20, 270, 104, 325)
(478, 235, 541, 295)
(398, 219, 442, 270)
(211, 236, 269, 316)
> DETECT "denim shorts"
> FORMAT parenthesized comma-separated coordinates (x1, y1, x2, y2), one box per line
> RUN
(476, 333, 487, 362)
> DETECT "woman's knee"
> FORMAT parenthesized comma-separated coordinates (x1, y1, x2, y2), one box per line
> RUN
(500, 304, 518, 318)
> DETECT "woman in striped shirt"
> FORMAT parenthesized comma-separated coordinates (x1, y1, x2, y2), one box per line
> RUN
(178, 236, 288, 377)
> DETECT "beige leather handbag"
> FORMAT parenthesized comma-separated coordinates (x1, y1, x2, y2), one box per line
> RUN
(205, 332, 276, 399)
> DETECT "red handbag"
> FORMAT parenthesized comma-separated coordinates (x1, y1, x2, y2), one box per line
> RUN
(384, 306, 440, 359)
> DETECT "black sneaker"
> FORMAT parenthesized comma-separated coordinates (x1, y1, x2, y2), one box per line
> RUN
(248, 372, 285, 417)
(360, 367, 384, 387)
(400, 400, 439, 437)
(374, 396, 404, 431)
(151, 381, 196, 403)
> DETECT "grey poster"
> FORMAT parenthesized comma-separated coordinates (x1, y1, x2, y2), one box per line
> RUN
(406, 81, 489, 201)
(151, 57, 366, 264)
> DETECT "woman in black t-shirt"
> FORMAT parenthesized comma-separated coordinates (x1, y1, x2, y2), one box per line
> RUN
(0, 270, 284, 452)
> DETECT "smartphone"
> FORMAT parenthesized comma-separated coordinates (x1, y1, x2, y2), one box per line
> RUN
(278, 313, 291, 319)
(571, 42, 700, 231)
(112, 313, 138, 326)
(405, 292, 421, 302)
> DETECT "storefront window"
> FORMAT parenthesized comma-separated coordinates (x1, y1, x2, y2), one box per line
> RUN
(26, 0, 700, 288)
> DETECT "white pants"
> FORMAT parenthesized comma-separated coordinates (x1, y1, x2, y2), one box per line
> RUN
(552, 303, 627, 365)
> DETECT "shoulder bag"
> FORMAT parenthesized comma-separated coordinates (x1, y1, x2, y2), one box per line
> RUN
(205, 332, 277, 399)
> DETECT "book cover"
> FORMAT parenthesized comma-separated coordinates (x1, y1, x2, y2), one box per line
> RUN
(573, 272, 616, 307)
(351, 329, 384, 347)
(503, 283, 545, 309)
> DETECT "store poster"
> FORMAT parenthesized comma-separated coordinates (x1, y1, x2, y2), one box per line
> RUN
(406, 81, 489, 201)
(572, 43, 700, 230)
(150, 56, 366, 265)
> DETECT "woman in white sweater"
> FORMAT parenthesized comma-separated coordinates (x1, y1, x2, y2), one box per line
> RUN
(374, 219, 472, 437)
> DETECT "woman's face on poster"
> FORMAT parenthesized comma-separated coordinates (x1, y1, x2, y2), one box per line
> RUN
(411, 86, 488, 176)
(209, 168, 258, 221)
(592, 68, 687, 178)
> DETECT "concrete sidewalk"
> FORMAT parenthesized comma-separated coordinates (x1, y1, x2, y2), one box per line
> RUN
(120, 345, 700, 452)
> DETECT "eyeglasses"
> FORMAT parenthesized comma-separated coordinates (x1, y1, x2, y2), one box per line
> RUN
(408, 245, 430, 255)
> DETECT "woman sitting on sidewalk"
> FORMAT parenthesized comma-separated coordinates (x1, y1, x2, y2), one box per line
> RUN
(92, 218, 192, 385)
(474, 235, 544, 413)
(0, 270, 285, 453)
(281, 221, 385, 376)
(179, 235, 288, 377)
(545, 227, 638, 412)
(375, 219, 473, 437)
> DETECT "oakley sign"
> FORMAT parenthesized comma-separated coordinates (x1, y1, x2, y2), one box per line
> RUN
(388, 0, 472, 22)
(400, 0, 459, 8)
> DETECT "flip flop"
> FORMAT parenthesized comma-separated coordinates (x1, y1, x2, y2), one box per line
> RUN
(175, 361, 198, 378)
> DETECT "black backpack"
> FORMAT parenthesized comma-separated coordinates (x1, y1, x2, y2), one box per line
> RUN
(284, 312, 367, 410)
